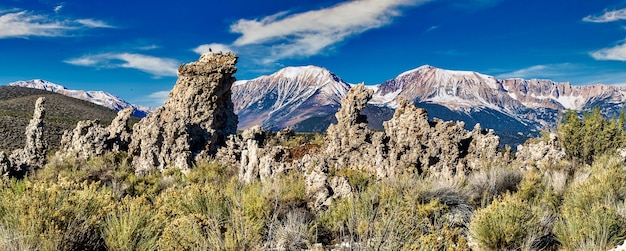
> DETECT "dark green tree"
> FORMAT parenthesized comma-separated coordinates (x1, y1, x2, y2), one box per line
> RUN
(557, 108, 626, 164)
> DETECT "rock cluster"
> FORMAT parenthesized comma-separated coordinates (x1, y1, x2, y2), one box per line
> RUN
(129, 52, 238, 173)
(324, 84, 501, 178)
(223, 84, 502, 209)
(1, 97, 48, 176)
(56, 108, 134, 160)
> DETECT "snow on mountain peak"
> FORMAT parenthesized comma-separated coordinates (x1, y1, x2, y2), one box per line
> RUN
(7, 79, 154, 117)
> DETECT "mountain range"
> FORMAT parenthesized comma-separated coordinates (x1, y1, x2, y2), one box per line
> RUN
(7, 65, 626, 146)
(8, 80, 154, 117)
(233, 65, 626, 145)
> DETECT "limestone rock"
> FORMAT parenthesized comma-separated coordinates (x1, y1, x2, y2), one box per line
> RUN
(130, 52, 238, 173)
(10, 97, 48, 172)
(516, 133, 566, 170)
(56, 108, 134, 160)
(324, 84, 378, 171)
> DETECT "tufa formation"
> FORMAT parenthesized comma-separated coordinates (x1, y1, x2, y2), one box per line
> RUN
(56, 107, 134, 160)
(1, 97, 48, 176)
(129, 52, 238, 173)
(221, 84, 503, 210)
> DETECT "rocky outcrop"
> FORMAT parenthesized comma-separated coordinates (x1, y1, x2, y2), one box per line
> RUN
(324, 84, 382, 174)
(1, 97, 48, 176)
(56, 108, 133, 159)
(10, 97, 47, 172)
(516, 133, 567, 170)
(324, 85, 501, 179)
(224, 84, 502, 210)
(130, 52, 238, 173)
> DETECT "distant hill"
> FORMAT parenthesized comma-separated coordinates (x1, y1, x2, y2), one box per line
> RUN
(0, 86, 134, 152)
(8, 79, 155, 117)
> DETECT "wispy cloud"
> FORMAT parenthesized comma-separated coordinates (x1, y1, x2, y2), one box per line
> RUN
(496, 63, 626, 85)
(54, 3, 64, 13)
(0, 9, 113, 39)
(145, 90, 170, 107)
(497, 63, 576, 80)
(194, 0, 428, 65)
(193, 43, 233, 54)
(590, 40, 626, 61)
(65, 53, 179, 77)
(76, 18, 115, 28)
(426, 25, 438, 32)
(137, 44, 160, 51)
(583, 8, 626, 23)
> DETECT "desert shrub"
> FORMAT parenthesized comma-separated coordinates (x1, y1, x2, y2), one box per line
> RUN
(159, 214, 223, 250)
(186, 159, 235, 186)
(318, 177, 469, 250)
(554, 155, 626, 250)
(555, 203, 626, 251)
(155, 182, 230, 250)
(466, 165, 522, 207)
(38, 152, 131, 183)
(0, 177, 115, 251)
(469, 193, 540, 250)
(102, 196, 161, 251)
(272, 210, 310, 250)
(332, 167, 376, 193)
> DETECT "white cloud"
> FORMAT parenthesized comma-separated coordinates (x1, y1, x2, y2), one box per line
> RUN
(146, 90, 170, 106)
(65, 53, 180, 77)
(137, 44, 160, 51)
(54, 4, 64, 13)
(76, 18, 115, 28)
(193, 43, 233, 54)
(195, 0, 426, 64)
(0, 9, 113, 39)
(497, 63, 575, 80)
(0, 10, 71, 38)
(590, 41, 626, 61)
(132, 90, 170, 107)
(583, 8, 626, 23)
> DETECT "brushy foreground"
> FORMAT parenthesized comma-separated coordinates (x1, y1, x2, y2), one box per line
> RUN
(1, 109, 626, 250)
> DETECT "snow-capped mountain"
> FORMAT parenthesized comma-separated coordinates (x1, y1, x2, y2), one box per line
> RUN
(232, 66, 350, 130)
(232, 64, 626, 145)
(372, 65, 626, 130)
(8, 79, 154, 117)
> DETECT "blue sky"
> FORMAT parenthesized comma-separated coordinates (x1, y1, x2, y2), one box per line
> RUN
(1, 0, 626, 107)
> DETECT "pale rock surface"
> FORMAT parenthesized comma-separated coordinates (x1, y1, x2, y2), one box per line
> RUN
(224, 84, 502, 210)
(57, 108, 134, 159)
(516, 133, 567, 169)
(1, 97, 48, 176)
(10, 97, 48, 172)
(130, 52, 238, 173)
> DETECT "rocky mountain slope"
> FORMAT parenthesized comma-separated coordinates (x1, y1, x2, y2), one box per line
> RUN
(232, 66, 350, 130)
(233, 65, 626, 145)
(8, 79, 154, 117)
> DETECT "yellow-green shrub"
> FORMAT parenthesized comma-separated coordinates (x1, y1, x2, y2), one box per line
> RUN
(470, 193, 539, 250)
(102, 196, 162, 251)
(554, 155, 626, 250)
(0, 177, 115, 251)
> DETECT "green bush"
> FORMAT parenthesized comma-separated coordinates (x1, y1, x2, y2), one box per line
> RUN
(558, 108, 626, 164)
(0, 178, 114, 251)
(102, 196, 161, 251)
(469, 193, 539, 250)
(554, 155, 626, 250)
